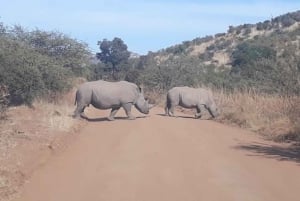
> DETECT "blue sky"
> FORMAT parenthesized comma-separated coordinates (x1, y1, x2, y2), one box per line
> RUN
(1, 0, 300, 55)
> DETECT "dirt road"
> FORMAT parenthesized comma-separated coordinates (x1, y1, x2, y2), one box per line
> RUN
(14, 107, 300, 201)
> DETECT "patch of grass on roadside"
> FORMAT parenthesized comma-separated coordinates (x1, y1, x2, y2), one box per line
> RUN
(214, 89, 300, 142)
(34, 100, 76, 132)
(144, 89, 166, 107)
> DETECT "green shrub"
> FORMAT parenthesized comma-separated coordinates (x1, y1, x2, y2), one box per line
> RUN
(0, 64, 45, 105)
(0, 23, 91, 105)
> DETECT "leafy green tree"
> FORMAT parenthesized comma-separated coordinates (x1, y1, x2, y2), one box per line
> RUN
(96, 37, 130, 80)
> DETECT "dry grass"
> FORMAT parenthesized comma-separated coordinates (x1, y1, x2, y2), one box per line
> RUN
(214, 89, 300, 142)
(144, 88, 300, 142)
(144, 89, 166, 107)
(0, 88, 78, 201)
(34, 100, 76, 132)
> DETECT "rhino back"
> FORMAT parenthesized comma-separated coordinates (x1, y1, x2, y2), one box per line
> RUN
(179, 87, 202, 107)
(88, 80, 139, 109)
(168, 87, 210, 107)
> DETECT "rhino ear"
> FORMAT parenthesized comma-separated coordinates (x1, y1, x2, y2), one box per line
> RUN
(138, 86, 145, 93)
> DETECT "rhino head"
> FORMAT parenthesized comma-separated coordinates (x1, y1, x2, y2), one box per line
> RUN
(134, 93, 154, 114)
(206, 101, 219, 118)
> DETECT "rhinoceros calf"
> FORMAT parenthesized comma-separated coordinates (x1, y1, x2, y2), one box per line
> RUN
(73, 80, 153, 121)
(165, 86, 219, 118)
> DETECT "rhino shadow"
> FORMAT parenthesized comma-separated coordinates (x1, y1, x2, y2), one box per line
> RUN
(156, 113, 213, 120)
(83, 116, 148, 122)
(234, 142, 300, 164)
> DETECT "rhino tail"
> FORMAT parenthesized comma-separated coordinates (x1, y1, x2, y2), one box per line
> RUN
(165, 95, 171, 115)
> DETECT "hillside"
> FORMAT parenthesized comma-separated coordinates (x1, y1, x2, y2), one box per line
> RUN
(129, 10, 299, 96)
(153, 10, 300, 68)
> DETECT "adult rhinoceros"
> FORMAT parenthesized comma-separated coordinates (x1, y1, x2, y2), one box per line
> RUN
(73, 80, 153, 121)
(165, 86, 219, 118)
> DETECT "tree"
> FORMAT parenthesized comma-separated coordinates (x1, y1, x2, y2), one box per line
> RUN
(96, 37, 130, 80)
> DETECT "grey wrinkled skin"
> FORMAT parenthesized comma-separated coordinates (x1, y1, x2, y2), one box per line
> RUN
(73, 80, 154, 121)
(165, 87, 219, 119)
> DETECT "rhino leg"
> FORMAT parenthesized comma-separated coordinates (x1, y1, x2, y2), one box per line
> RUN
(195, 106, 202, 119)
(122, 103, 136, 120)
(164, 105, 169, 116)
(80, 110, 88, 119)
(168, 105, 177, 117)
(73, 104, 87, 119)
(108, 107, 121, 121)
(165, 98, 170, 116)
(73, 108, 80, 119)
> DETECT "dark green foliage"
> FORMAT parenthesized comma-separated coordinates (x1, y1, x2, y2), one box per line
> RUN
(290, 11, 300, 21)
(272, 11, 300, 27)
(215, 33, 226, 38)
(0, 37, 44, 105)
(124, 68, 142, 85)
(206, 44, 215, 51)
(214, 39, 233, 50)
(37, 62, 71, 94)
(137, 55, 231, 92)
(256, 20, 271, 31)
(165, 44, 185, 54)
(164, 41, 192, 55)
(140, 56, 197, 90)
(87, 62, 111, 81)
(96, 37, 130, 80)
(280, 15, 296, 27)
(1, 64, 44, 105)
(228, 37, 300, 94)
(199, 52, 214, 61)
(244, 27, 252, 35)
(231, 42, 276, 68)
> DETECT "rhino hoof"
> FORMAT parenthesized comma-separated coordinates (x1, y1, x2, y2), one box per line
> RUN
(195, 114, 202, 119)
(107, 117, 115, 121)
(128, 116, 136, 120)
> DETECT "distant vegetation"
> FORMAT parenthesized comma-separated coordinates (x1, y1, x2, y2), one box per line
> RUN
(0, 10, 300, 141)
(124, 10, 300, 141)
(0, 23, 91, 107)
(127, 10, 300, 96)
(95, 37, 130, 80)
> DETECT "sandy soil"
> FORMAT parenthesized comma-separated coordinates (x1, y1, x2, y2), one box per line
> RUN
(8, 107, 300, 201)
